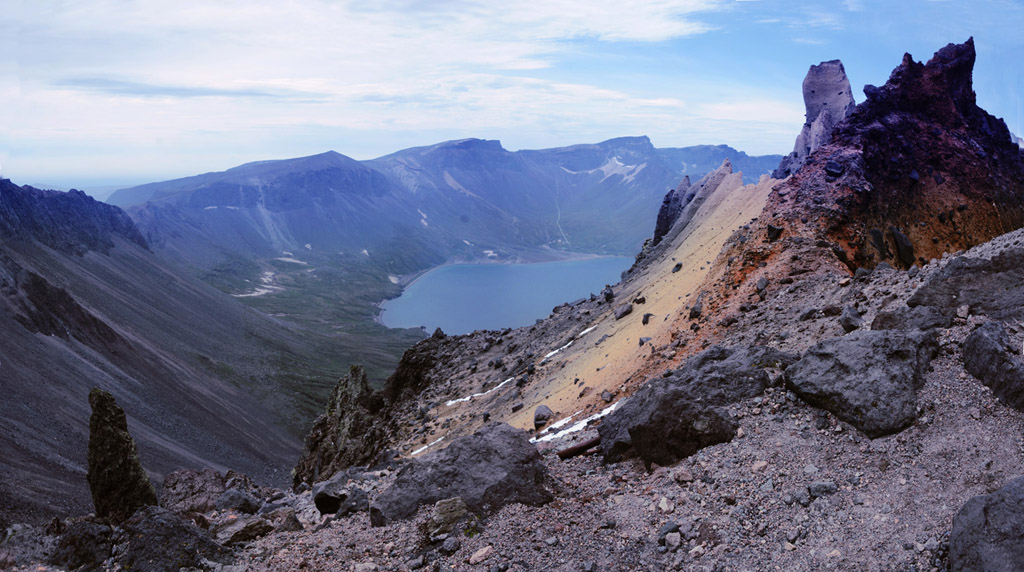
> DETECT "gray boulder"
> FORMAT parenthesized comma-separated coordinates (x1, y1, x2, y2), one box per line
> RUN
(949, 475, 1024, 572)
(838, 305, 863, 333)
(160, 469, 226, 515)
(369, 423, 551, 526)
(784, 330, 938, 438)
(215, 488, 260, 514)
(872, 305, 951, 331)
(86, 388, 158, 524)
(598, 345, 797, 465)
(311, 472, 370, 516)
(115, 506, 232, 571)
(907, 249, 1024, 322)
(964, 322, 1024, 411)
(534, 405, 554, 429)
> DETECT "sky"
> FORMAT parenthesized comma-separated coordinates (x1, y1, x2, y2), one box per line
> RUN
(1, 0, 1022, 193)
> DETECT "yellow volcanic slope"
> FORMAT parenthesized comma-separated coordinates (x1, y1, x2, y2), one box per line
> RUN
(506, 166, 778, 436)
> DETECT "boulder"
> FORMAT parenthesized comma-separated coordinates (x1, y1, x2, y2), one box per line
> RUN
(533, 405, 554, 429)
(784, 330, 938, 438)
(213, 514, 274, 546)
(49, 520, 113, 572)
(215, 488, 260, 514)
(949, 475, 1024, 572)
(311, 473, 370, 516)
(963, 322, 1024, 411)
(871, 305, 951, 331)
(115, 506, 231, 571)
(838, 305, 863, 333)
(614, 303, 633, 320)
(598, 346, 797, 465)
(86, 388, 158, 524)
(907, 249, 1024, 322)
(369, 423, 551, 526)
(160, 469, 226, 515)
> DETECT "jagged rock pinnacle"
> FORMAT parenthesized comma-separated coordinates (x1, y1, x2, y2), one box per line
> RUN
(774, 60, 856, 178)
(86, 388, 158, 524)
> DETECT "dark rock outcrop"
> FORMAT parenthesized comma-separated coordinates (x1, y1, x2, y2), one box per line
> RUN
(784, 330, 938, 438)
(160, 469, 226, 515)
(963, 322, 1024, 411)
(907, 249, 1024, 322)
(949, 475, 1024, 572)
(115, 506, 232, 571)
(49, 520, 113, 572)
(774, 60, 856, 178)
(369, 423, 551, 526)
(86, 388, 158, 524)
(652, 176, 693, 245)
(293, 365, 386, 489)
(599, 346, 797, 465)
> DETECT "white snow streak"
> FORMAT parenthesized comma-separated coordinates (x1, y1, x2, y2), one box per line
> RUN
(445, 377, 513, 407)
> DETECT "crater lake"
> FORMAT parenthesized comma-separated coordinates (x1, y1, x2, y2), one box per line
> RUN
(380, 256, 633, 334)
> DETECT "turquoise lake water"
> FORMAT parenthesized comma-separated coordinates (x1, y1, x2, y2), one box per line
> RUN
(380, 257, 633, 334)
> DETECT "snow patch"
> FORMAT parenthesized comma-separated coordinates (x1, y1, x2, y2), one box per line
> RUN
(304, 243, 312, 250)
(543, 326, 598, 359)
(388, 275, 400, 284)
(483, 249, 497, 258)
(274, 257, 308, 265)
(361, 249, 370, 257)
(411, 434, 446, 456)
(463, 240, 473, 246)
(445, 377, 513, 407)
(203, 206, 218, 210)
(530, 401, 621, 443)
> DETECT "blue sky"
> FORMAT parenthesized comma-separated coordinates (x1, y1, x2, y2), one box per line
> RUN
(1, 0, 1022, 193)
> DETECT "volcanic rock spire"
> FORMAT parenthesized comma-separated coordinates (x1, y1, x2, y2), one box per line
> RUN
(86, 388, 158, 523)
(774, 60, 856, 178)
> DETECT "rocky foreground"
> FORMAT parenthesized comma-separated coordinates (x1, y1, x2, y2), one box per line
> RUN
(4, 38, 1024, 572)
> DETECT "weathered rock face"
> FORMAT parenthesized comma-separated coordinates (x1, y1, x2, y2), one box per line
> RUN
(949, 475, 1024, 572)
(963, 322, 1024, 411)
(784, 330, 938, 438)
(292, 365, 386, 489)
(907, 249, 1024, 322)
(598, 346, 797, 465)
(369, 423, 551, 526)
(160, 469, 227, 515)
(774, 60, 856, 178)
(116, 506, 232, 571)
(86, 388, 158, 524)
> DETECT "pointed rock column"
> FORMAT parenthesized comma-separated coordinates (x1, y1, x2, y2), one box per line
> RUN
(86, 388, 158, 523)
(774, 60, 856, 178)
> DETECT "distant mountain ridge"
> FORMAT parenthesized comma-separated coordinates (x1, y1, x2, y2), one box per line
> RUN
(108, 137, 780, 284)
